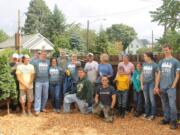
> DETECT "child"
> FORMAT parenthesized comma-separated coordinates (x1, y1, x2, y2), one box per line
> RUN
(114, 66, 129, 118)
(132, 63, 142, 117)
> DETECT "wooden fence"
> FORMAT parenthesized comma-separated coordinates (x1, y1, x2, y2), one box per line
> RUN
(79, 54, 180, 113)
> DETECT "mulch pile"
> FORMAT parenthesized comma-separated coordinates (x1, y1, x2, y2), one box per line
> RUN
(0, 108, 179, 135)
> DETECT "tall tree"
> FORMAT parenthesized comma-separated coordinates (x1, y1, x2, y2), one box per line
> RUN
(150, 0, 180, 33)
(48, 4, 66, 41)
(106, 24, 137, 50)
(0, 30, 8, 43)
(95, 30, 109, 54)
(23, 0, 51, 36)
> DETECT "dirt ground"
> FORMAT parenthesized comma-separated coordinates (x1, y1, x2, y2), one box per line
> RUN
(0, 107, 180, 135)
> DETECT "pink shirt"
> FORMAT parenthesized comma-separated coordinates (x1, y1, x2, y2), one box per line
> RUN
(118, 62, 134, 80)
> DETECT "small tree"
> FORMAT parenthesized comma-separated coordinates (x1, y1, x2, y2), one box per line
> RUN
(0, 54, 17, 101)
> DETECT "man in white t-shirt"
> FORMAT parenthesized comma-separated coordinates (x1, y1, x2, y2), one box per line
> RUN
(84, 53, 98, 84)
(16, 54, 35, 116)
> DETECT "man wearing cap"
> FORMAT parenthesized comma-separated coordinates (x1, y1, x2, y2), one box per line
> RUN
(84, 53, 98, 97)
(16, 54, 35, 116)
(10, 53, 20, 111)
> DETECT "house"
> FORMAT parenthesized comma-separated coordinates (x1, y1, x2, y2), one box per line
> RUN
(125, 38, 146, 55)
(0, 33, 54, 53)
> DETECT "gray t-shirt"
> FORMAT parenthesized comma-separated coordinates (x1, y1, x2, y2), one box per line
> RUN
(142, 62, 158, 83)
(34, 59, 50, 82)
(159, 58, 180, 89)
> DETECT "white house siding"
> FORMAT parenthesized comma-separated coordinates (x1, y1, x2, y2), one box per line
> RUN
(125, 39, 145, 55)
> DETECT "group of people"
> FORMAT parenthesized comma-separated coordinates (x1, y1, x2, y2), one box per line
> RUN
(9, 44, 179, 130)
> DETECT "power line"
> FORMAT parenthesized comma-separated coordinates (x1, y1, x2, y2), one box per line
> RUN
(69, 2, 162, 19)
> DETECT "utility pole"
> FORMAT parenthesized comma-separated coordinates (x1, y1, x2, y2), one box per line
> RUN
(152, 30, 154, 48)
(86, 20, 90, 52)
(15, 9, 21, 53)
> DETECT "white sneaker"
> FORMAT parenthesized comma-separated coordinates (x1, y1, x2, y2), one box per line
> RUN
(142, 114, 149, 119)
(147, 115, 155, 121)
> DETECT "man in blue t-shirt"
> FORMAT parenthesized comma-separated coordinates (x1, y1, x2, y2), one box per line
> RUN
(155, 44, 180, 130)
(33, 51, 50, 116)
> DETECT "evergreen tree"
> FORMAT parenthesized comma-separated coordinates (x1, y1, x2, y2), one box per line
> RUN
(23, 0, 51, 36)
(0, 55, 17, 101)
(69, 33, 80, 49)
(95, 30, 109, 54)
(48, 4, 66, 41)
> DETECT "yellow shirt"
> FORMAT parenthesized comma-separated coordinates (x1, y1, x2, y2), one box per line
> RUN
(115, 74, 129, 91)
(16, 64, 35, 90)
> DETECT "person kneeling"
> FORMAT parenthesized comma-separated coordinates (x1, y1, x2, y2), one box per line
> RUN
(93, 76, 116, 123)
(63, 68, 93, 114)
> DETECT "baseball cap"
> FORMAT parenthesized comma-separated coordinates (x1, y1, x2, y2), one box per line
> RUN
(12, 53, 19, 59)
(87, 53, 94, 57)
(23, 54, 30, 59)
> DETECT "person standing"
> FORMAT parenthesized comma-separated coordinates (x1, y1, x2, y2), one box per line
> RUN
(84, 53, 98, 97)
(84, 53, 98, 84)
(49, 58, 64, 113)
(16, 54, 35, 116)
(67, 54, 81, 82)
(98, 53, 113, 84)
(117, 55, 134, 112)
(57, 49, 69, 71)
(155, 44, 180, 129)
(141, 52, 158, 120)
(34, 51, 50, 116)
(132, 63, 142, 117)
(10, 53, 20, 111)
(114, 66, 129, 118)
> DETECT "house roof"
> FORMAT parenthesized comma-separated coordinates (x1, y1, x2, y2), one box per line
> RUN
(0, 33, 54, 50)
(0, 34, 35, 49)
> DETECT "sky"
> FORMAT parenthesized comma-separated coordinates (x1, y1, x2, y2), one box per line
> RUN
(0, 0, 164, 42)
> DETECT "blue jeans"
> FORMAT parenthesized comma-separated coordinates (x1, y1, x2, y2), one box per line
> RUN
(117, 90, 128, 108)
(160, 88, 177, 122)
(143, 82, 156, 116)
(134, 90, 142, 113)
(50, 83, 62, 110)
(63, 94, 88, 114)
(34, 81, 49, 112)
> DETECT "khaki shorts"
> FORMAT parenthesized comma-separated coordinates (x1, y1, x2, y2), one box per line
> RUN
(19, 89, 34, 103)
